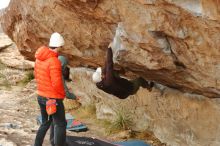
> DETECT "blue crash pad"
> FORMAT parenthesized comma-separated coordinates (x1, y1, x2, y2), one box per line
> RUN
(37, 113, 87, 132)
(114, 140, 150, 146)
(66, 136, 118, 146)
(65, 136, 151, 146)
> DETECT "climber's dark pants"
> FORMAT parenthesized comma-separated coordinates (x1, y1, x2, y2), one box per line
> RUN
(131, 77, 154, 94)
(34, 96, 67, 146)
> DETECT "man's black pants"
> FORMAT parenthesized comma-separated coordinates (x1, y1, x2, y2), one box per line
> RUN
(34, 96, 66, 146)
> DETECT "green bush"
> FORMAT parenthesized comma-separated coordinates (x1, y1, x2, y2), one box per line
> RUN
(110, 107, 133, 131)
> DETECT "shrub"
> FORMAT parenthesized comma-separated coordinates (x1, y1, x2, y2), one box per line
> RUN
(110, 107, 133, 131)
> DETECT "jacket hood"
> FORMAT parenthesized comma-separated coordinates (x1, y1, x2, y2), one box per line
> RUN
(35, 46, 58, 61)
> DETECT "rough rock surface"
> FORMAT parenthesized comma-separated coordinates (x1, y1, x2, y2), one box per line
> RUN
(0, 33, 34, 70)
(0, 32, 12, 51)
(1, 0, 220, 98)
(201, 0, 220, 20)
(70, 68, 220, 146)
(0, 45, 34, 70)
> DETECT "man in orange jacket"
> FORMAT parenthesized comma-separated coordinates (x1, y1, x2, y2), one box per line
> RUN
(34, 32, 67, 146)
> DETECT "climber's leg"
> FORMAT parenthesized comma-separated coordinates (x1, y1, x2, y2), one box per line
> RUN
(131, 77, 154, 93)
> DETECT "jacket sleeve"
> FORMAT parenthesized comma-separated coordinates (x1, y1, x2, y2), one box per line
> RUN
(62, 76, 76, 99)
(49, 58, 65, 96)
(105, 47, 114, 84)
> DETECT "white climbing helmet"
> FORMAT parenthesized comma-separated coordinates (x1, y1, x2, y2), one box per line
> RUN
(92, 67, 102, 83)
(96, 67, 102, 74)
(49, 32, 65, 47)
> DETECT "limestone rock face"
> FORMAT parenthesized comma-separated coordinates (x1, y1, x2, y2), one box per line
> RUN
(1, 0, 220, 97)
(201, 0, 220, 20)
(0, 33, 34, 70)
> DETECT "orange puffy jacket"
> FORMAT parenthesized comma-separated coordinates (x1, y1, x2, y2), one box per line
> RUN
(34, 46, 65, 99)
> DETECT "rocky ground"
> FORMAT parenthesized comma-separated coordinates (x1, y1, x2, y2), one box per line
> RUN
(0, 33, 165, 146)
(0, 81, 38, 146)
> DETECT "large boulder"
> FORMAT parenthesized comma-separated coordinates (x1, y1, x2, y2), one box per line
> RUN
(1, 1, 220, 96)
(2, 0, 220, 97)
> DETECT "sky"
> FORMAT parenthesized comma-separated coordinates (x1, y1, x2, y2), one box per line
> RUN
(0, 0, 10, 9)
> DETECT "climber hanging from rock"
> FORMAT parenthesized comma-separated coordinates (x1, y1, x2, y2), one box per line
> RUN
(92, 43, 154, 99)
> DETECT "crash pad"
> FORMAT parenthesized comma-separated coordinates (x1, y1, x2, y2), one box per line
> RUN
(66, 136, 117, 146)
(66, 136, 151, 146)
(114, 140, 150, 146)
